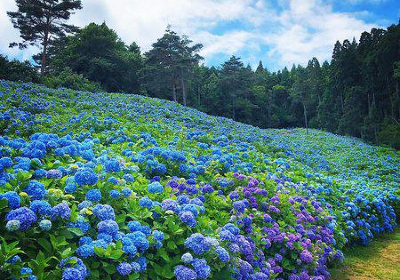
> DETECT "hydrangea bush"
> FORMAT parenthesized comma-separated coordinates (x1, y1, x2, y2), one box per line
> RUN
(0, 80, 398, 280)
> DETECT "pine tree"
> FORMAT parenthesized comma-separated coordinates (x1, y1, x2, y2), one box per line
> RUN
(8, 0, 82, 75)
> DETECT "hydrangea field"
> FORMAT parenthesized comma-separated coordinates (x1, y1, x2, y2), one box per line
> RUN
(0, 80, 399, 280)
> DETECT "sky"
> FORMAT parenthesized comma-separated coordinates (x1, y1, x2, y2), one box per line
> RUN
(0, 0, 399, 71)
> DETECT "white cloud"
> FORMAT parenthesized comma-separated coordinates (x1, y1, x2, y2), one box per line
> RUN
(0, 0, 385, 70)
(264, 0, 377, 68)
(343, 0, 390, 4)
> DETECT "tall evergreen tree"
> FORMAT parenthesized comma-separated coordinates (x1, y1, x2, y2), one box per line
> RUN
(8, 0, 82, 74)
(142, 28, 202, 104)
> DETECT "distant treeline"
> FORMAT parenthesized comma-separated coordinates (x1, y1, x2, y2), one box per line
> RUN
(1, 0, 399, 148)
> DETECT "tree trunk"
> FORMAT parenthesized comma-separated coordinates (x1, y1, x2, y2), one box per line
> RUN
(172, 83, 177, 102)
(40, 32, 49, 75)
(40, 17, 50, 75)
(303, 102, 308, 134)
(181, 75, 187, 106)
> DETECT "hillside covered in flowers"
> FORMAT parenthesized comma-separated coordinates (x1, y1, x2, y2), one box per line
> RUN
(0, 80, 399, 280)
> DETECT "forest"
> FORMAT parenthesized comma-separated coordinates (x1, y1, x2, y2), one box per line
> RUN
(1, 1, 399, 149)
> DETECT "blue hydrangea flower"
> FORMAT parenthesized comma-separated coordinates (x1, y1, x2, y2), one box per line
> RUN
(185, 233, 212, 255)
(174, 265, 197, 280)
(64, 183, 77, 194)
(105, 159, 121, 173)
(139, 197, 153, 209)
(122, 187, 132, 197)
(117, 262, 132, 276)
(233, 200, 246, 213)
(46, 169, 63, 179)
(191, 258, 211, 280)
(123, 174, 134, 182)
(215, 246, 230, 263)
(74, 169, 98, 186)
(98, 220, 119, 238)
(51, 202, 71, 220)
(181, 253, 194, 263)
(39, 219, 52, 231)
(0, 191, 21, 209)
(152, 230, 164, 242)
(86, 189, 101, 202)
(179, 211, 196, 228)
(130, 262, 141, 273)
(68, 217, 90, 234)
(148, 181, 164, 194)
(78, 200, 92, 210)
(62, 268, 84, 280)
(30, 200, 52, 215)
(76, 244, 95, 258)
(136, 257, 147, 272)
(93, 204, 115, 220)
(0, 157, 13, 171)
(23, 180, 46, 200)
(110, 190, 120, 198)
(161, 199, 178, 212)
(6, 207, 37, 230)
(6, 220, 20, 231)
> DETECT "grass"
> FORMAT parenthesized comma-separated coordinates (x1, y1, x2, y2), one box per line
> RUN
(330, 227, 400, 280)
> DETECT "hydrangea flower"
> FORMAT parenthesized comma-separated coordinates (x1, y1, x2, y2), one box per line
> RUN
(0, 191, 21, 209)
(51, 202, 71, 220)
(181, 253, 194, 263)
(74, 169, 98, 186)
(46, 169, 63, 179)
(117, 262, 132, 276)
(39, 219, 52, 231)
(97, 220, 119, 238)
(191, 258, 211, 279)
(86, 189, 101, 202)
(185, 233, 212, 255)
(300, 250, 313, 264)
(6, 207, 37, 230)
(122, 187, 132, 197)
(23, 180, 46, 200)
(174, 265, 197, 280)
(139, 197, 153, 209)
(6, 220, 21, 231)
(110, 190, 120, 198)
(105, 159, 121, 173)
(93, 204, 115, 220)
(30, 200, 52, 215)
(215, 246, 230, 263)
(148, 181, 164, 194)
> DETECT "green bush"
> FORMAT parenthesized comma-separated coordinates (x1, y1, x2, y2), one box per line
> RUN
(0, 55, 40, 83)
(378, 123, 400, 149)
(42, 68, 103, 92)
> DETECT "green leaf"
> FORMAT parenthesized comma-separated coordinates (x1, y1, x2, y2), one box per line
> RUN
(37, 238, 52, 254)
(0, 198, 8, 210)
(61, 248, 72, 259)
(67, 227, 84, 237)
(109, 249, 124, 260)
(94, 247, 105, 257)
(167, 241, 177, 250)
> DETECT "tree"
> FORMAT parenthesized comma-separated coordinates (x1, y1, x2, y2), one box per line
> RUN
(51, 22, 143, 93)
(291, 66, 311, 133)
(142, 27, 202, 105)
(8, 0, 82, 75)
(0, 54, 39, 82)
(219, 56, 254, 122)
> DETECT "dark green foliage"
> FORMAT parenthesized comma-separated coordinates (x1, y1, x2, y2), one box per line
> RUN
(141, 27, 203, 105)
(50, 23, 143, 93)
(0, 55, 40, 83)
(7, 0, 82, 74)
(41, 68, 102, 92)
